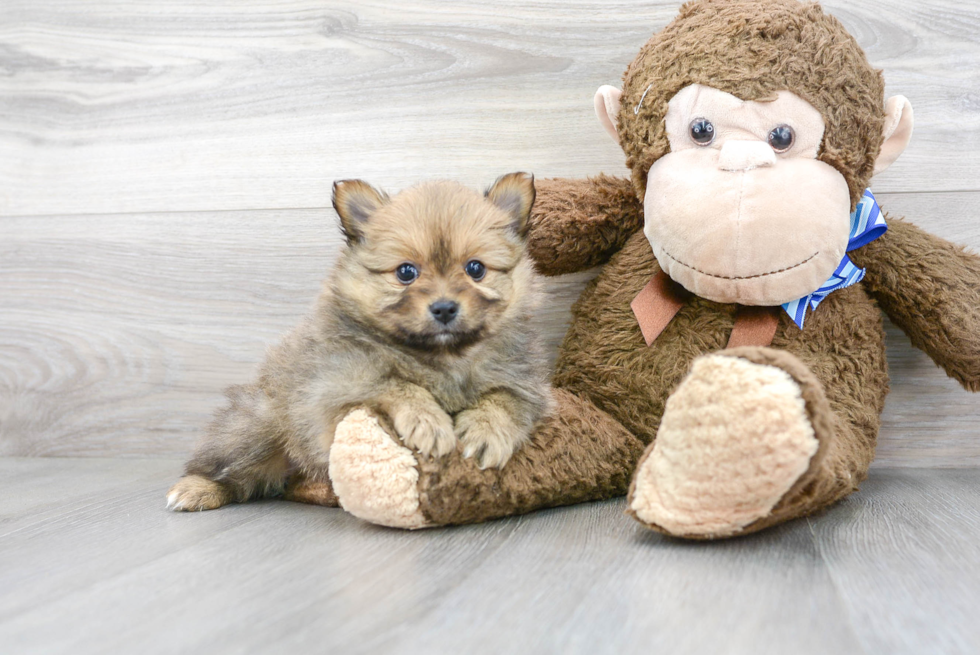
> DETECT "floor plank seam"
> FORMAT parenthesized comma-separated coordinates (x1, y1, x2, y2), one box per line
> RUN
(4, 191, 980, 222)
(331, 514, 535, 653)
(0, 513, 269, 627)
(806, 516, 872, 655)
(0, 489, 162, 541)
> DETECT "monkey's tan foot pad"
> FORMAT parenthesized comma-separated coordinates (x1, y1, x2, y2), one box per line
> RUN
(166, 475, 232, 512)
(627, 348, 831, 539)
(329, 409, 431, 529)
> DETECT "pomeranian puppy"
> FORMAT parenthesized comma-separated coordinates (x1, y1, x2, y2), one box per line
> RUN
(167, 173, 552, 511)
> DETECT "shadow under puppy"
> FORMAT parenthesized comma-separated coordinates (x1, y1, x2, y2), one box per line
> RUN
(168, 173, 552, 511)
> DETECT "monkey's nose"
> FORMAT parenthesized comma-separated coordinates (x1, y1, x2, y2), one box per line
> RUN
(429, 300, 460, 325)
(717, 140, 777, 172)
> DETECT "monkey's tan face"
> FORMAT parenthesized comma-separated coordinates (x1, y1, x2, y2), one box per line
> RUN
(643, 84, 852, 305)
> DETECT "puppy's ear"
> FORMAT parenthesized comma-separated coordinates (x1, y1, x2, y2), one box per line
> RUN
(485, 172, 536, 238)
(332, 179, 389, 244)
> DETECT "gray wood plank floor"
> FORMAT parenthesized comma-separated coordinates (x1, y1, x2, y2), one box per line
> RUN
(0, 459, 977, 655)
(2, 0, 979, 217)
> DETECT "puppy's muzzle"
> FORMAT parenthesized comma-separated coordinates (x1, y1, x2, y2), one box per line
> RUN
(429, 300, 459, 325)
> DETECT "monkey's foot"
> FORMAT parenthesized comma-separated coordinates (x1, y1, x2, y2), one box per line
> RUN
(329, 409, 430, 529)
(627, 348, 832, 539)
(166, 475, 232, 512)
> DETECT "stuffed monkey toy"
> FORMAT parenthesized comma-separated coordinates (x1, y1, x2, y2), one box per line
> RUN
(324, 0, 980, 538)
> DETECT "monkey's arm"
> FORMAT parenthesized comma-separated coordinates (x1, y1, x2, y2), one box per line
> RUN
(850, 217, 980, 391)
(527, 174, 644, 276)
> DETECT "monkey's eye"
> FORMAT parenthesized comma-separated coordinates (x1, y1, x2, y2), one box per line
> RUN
(689, 119, 715, 146)
(768, 125, 795, 152)
(395, 263, 419, 284)
(464, 260, 486, 281)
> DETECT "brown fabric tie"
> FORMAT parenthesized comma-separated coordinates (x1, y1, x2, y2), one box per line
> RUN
(632, 272, 779, 348)
(727, 305, 780, 348)
(630, 271, 689, 346)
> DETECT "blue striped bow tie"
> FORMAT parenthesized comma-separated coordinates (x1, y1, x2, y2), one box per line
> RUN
(781, 189, 886, 329)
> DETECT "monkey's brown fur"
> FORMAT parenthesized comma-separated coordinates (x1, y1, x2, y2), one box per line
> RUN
(167, 176, 551, 511)
(329, 0, 980, 537)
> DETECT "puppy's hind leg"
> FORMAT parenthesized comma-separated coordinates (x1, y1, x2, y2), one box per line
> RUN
(168, 384, 288, 511)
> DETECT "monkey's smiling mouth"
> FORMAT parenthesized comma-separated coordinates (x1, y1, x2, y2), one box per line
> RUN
(660, 247, 819, 280)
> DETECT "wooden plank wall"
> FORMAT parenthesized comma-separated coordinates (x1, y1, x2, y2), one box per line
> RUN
(1, 0, 978, 464)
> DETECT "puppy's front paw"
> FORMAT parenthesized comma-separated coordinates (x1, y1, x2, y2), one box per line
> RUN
(391, 403, 456, 458)
(455, 409, 526, 469)
(166, 475, 231, 512)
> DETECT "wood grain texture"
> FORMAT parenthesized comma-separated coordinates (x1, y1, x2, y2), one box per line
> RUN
(0, 459, 977, 654)
(1, 0, 979, 216)
(811, 468, 980, 654)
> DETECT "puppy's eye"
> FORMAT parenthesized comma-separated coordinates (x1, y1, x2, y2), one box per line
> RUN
(689, 118, 715, 146)
(464, 260, 486, 281)
(768, 125, 795, 152)
(395, 263, 418, 284)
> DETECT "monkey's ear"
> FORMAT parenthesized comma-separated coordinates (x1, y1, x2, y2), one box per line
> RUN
(594, 85, 623, 144)
(873, 96, 914, 176)
(332, 179, 388, 244)
(486, 172, 536, 238)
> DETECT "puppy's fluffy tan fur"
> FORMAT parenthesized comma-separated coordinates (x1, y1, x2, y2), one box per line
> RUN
(168, 174, 552, 511)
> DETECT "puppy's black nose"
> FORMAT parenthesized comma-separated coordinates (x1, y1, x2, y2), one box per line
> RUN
(429, 300, 459, 325)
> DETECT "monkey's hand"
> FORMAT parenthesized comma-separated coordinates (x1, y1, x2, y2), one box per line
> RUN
(852, 216, 980, 391)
